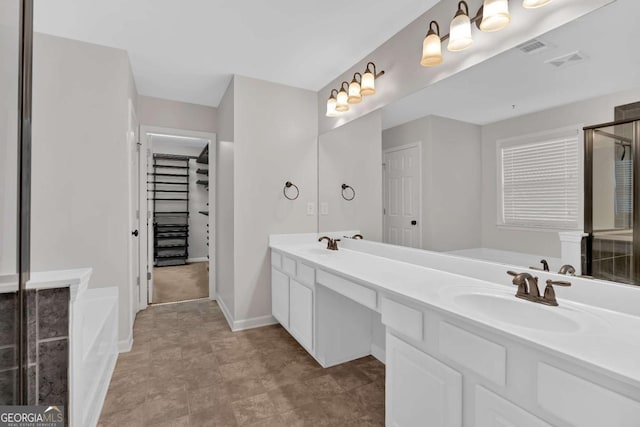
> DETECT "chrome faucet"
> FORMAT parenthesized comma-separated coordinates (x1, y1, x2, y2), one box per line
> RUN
(352, 234, 363, 240)
(558, 264, 576, 275)
(318, 236, 340, 250)
(507, 271, 571, 306)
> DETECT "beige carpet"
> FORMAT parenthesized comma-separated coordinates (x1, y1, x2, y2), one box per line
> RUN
(152, 262, 208, 304)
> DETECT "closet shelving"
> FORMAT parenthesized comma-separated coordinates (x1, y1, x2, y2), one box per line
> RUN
(196, 146, 210, 270)
(149, 154, 191, 266)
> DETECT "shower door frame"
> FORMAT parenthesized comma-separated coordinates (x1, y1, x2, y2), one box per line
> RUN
(584, 118, 640, 284)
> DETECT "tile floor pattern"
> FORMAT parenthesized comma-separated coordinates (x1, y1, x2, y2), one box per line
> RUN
(98, 299, 385, 426)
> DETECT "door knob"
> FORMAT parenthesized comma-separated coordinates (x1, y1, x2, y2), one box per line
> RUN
(411, 220, 417, 225)
(132, 230, 139, 237)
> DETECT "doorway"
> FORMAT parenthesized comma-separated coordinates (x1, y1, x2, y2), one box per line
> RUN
(138, 127, 216, 307)
(382, 143, 422, 248)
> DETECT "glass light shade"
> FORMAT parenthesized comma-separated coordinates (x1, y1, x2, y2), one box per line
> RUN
(420, 33, 443, 67)
(326, 97, 338, 117)
(348, 81, 362, 104)
(480, 0, 510, 32)
(448, 13, 473, 52)
(336, 89, 349, 112)
(522, 0, 551, 8)
(360, 72, 376, 96)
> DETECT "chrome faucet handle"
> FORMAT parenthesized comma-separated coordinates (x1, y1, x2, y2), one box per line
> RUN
(352, 234, 363, 240)
(332, 239, 340, 250)
(540, 259, 550, 272)
(542, 279, 571, 306)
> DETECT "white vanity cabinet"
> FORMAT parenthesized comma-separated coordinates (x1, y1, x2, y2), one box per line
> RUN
(271, 251, 315, 352)
(381, 296, 640, 427)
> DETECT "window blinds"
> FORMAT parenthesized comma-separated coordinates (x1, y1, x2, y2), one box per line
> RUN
(500, 136, 580, 229)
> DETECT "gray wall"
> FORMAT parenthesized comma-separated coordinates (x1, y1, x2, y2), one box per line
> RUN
(31, 33, 133, 344)
(232, 75, 318, 323)
(215, 79, 235, 319)
(382, 115, 482, 251)
(319, 111, 383, 241)
(481, 87, 640, 257)
(138, 95, 217, 133)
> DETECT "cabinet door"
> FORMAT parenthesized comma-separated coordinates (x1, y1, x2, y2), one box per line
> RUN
(272, 268, 289, 328)
(386, 333, 462, 427)
(476, 386, 552, 427)
(289, 279, 313, 351)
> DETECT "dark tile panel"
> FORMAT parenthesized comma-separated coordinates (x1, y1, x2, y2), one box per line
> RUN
(38, 288, 70, 340)
(0, 346, 16, 371)
(27, 290, 37, 364)
(38, 339, 68, 406)
(0, 293, 17, 348)
(0, 368, 17, 405)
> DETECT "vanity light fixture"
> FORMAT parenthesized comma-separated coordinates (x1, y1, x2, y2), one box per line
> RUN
(421, 21, 443, 67)
(325, 62, 385, 117)
(479, 0, 510, 32)
(326, 89, 339, 117)
(447, 1, 473, 52)
(336, 82, 350, 112)
(361, 62, 380, 96)
(420, 0, 551, 68)
(348, 73, 362, 104)
(522, 0, 552, 9)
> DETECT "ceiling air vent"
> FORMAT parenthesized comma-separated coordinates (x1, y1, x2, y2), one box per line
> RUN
(517, 38, 549, 54)
(545, 51, 587, 69)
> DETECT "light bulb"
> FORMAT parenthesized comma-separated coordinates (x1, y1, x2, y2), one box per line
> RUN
(348, 76, 362, 104)
(480, 0, 510, 32)
(420, 21, 442, 67)
(360, 70, 376, 96)
(326, 97, 338, 117)
(448, 3, 473, 52)
(336, 88, 349, 112)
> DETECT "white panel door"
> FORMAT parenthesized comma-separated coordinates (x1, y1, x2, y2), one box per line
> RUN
(386, 333, 462, 427)
(272, 268, 290, 328)
(384, 144, 421, 248)
(476, 386, 552, 427)
(289, 279, 313, 351)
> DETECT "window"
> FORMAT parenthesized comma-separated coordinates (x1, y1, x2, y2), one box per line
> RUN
(499, 128, 580, 230)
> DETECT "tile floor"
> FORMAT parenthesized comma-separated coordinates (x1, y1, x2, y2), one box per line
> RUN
(98, 299, 385, 426)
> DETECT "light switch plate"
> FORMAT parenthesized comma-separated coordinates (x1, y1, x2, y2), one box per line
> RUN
(307, 202, 315, 216)
(320, 202, 329, 216)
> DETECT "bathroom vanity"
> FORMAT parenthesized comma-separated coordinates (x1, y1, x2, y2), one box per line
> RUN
(270, 233, 640, 427)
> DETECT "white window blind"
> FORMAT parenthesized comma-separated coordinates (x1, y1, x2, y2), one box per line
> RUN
(500, 135, 580, 229)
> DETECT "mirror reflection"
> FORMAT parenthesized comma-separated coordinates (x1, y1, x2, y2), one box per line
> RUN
(318, 0, 640, 284)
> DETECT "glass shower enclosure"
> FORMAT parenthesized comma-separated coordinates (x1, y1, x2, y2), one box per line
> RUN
(585, 119, 640, 284)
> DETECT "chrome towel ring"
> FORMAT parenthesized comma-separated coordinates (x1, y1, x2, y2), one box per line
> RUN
(284, 181, 299, 200)
(341, 183, 355, 201)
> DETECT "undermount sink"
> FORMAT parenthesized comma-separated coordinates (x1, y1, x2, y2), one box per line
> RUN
(453, 292, 581, 333)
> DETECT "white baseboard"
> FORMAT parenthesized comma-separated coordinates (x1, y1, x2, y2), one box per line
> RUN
(118, 336, 133, 353)
(216, 296, 235, 330)
(232, 314, 278, 331)
(371, 343, 386, 364)
(215, 297, 277, 332)
(187, 257, 208, 263)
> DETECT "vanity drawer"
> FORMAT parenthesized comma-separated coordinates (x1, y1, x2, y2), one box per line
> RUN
(316, 270, 376, 310)
(271, 251, 282, 269)
(381, 297, 423, 341)
(296, 262, 315, 287)
(282, 255, 297, 276)
(537, 363, 640, 427)
(438, 322, 506, 386)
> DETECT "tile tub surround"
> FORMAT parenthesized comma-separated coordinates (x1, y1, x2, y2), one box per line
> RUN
(26, 287, 70, 408)
(0, 291, 18, 405)
(98, 299, 385, 426)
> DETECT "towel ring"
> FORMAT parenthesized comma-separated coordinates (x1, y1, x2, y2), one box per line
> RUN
(283, 181, 299, 200)
(341, 184, 355, 201)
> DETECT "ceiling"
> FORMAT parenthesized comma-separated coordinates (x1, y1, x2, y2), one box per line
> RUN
(34, 0, 440, 107)
(382, 0, 640, 129)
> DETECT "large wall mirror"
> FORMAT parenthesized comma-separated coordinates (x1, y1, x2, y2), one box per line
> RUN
(318, 0, 640, 285)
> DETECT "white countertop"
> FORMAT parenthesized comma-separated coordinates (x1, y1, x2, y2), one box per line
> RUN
(270, 241, 640, 390)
